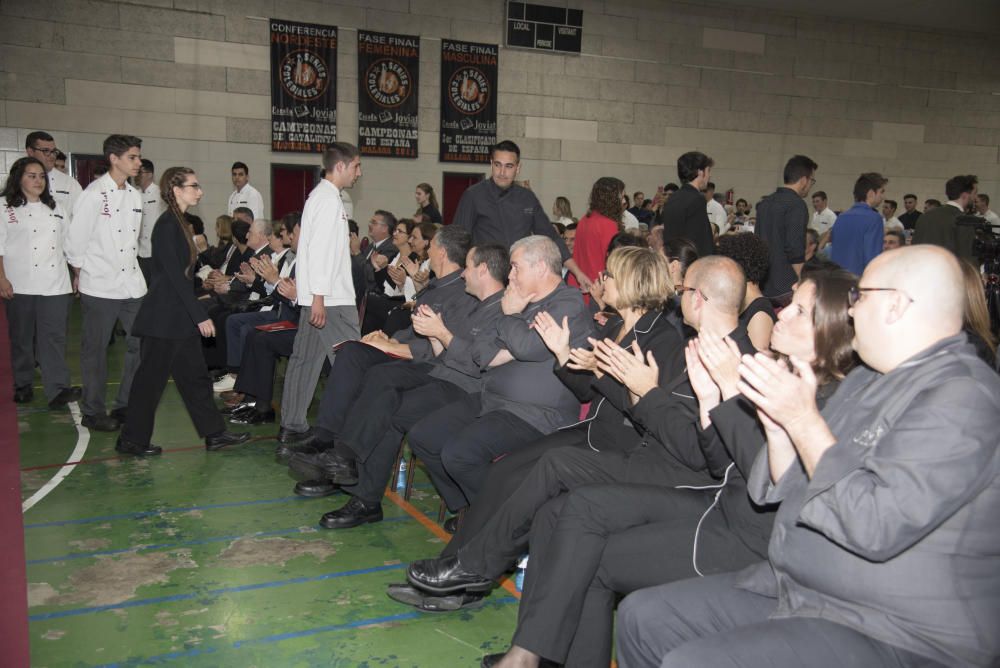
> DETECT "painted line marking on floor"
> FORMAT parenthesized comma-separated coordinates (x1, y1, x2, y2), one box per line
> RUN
(435, 627, 484, 652)
(26, 517, 415, 565)
(23, 495, 310, 529)
(21, 402, 89, 513)
(21, 435, 275, 472)
(29, 563, 407, 621)
(384, 489, 522, 599)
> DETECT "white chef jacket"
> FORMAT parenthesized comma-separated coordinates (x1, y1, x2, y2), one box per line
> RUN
(137, 183, 165, 258)
(66, 173, 146, 299)
(296, 180, 354, 307)
(0, 201, 72, 295)
(47, 168, 82, 221)
(810, 207, 837, 235)
(706, 198, 729, 234)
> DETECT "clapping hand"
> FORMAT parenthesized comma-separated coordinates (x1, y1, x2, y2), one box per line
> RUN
(697, 331, 743, 400)
(276, 277, 296, 301)
(387, 262, 407, 287)
(411, 304, 448, 340)
(501, 285, 535, 315)
(594, 339, 659, 401)
(371, 253, 389, 270)
(236, 261, 255, 285)
(531, 311, 571, 365)
(251, 255, 279, 284)
(685, 340, 720, 407)
(736, 353, 819, 431)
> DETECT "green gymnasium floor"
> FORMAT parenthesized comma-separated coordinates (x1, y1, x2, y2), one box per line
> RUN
(17, 302, 519, 667)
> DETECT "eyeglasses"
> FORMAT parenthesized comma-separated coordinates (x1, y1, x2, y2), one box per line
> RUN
(677, 286, 707, 301)
(31, 146, 58, 156)
(848, 286, 913, 306)
(180, 183, 202, 190)
(599, 270, 614, 281)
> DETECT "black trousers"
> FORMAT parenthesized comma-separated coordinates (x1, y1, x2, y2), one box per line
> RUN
(456, 443, 715, 580)
(232, 328, 296, 408)
(616, 571, 943, 668)
(313, 341, 395, 439)
(346, 375, 468, 504)
(441, 425, 592, 557)
(514, 484, 765, 666)
(122, 335, 224, 446)
(407, 396, 543, 512)
(360, 293, 404, 335)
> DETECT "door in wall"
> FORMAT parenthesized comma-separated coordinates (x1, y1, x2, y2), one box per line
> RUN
(442, 172, 486, 225)
(71, 154, 107, 189)
(272, 164, 321, 222)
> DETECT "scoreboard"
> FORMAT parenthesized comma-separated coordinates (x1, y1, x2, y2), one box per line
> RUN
(506, 2, 583, 54)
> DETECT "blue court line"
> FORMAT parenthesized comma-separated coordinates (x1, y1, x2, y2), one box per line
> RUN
(23, 495, 309, 529)
(26, 516, 415, 565)
(30, 562, 407, 621)
(89, 597, 520, 666)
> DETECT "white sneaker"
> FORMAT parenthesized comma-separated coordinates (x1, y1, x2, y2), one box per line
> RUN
(213, 373, 237, 393)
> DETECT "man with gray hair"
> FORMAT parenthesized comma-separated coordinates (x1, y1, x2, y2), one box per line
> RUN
(407, 235, 594, 515)
(617, 245, 1000, 668)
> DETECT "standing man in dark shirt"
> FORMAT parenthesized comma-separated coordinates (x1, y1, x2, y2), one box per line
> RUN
(453, 140, 592, 291)
(897, 193, 921, 230)
(657, 152, 715, 258)
(755, 154, 817, 306)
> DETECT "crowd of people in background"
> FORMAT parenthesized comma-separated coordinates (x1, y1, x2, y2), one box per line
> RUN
(3, 131, 998, 667)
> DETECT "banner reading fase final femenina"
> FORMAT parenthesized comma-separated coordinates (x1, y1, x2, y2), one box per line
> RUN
(270, 18, 338, 153)
(440, 39, 498, 164)
(357, 29, 420, 159)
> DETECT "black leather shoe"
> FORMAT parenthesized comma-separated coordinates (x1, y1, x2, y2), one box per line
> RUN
(481, 654, 504, 668)
(386, 582, 486, 613)
(443, 516, 459, 534)
(407, 555, 494, 595)
(293, 479, 340, 497)
(47, 386, 81, 408)
(115, 436, 163, 457)
(221, 400, 255, 416)
(288, 449, 358, 485)
(229, 409, 275, 425)
(319, 496, 382, 529)
(275, 440, 324, 464)
(277, 426, 317, 445)
(81, 413, 120, 432)
(109, 407, 128, 424)
(13, 385, 33, 404)
(205, 430, 251, 451)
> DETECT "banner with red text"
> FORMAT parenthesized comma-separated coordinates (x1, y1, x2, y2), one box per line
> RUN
(357, 30, 419, 159)
(270, 18, 337, 153)
(440, 39, 498, 163)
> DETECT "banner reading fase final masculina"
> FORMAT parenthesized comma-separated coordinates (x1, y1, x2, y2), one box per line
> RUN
(270, 19, 338, 153)
(440, 39, 498, 163)
(357, 30, 420, 159)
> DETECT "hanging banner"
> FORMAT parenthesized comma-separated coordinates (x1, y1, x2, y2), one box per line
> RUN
(357, 30, 419, 159)
(270, 19, 338, 153)
(440, 39, 498, 163)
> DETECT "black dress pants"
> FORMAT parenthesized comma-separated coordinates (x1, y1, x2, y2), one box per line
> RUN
(232, 328, 296, 408)
(440, 425, 592, 557)
(313, 341, 394, 438)
(346, 376, 468, 504)
(407, 397, 543, 512)
(123, 335, 224, 446)
(456, 443, 715, 580)
(513, 484, 764, 667)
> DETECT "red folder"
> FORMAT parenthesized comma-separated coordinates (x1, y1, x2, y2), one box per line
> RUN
(255, 320, 298, 332)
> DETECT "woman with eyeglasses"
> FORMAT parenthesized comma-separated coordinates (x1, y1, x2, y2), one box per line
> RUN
(117, 167, 249, 457)
(362, 218, 418, 335)
(477, 266, 858, 668)
(0, 156, 79, 406)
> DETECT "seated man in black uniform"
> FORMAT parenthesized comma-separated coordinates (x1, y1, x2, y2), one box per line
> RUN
(290, 244, 512, 523)
(276, 225, 476, 450)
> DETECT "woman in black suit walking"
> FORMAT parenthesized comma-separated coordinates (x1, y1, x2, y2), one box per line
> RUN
(116, 167, 250, 456)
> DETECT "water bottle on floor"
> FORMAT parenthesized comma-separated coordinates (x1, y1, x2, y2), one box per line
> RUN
(396, 458, 407, 492)
(514, 555, 528, 592)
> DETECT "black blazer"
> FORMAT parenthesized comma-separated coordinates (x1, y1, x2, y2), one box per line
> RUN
(657, 183, 714, 258)
(132, 211, 209, 339)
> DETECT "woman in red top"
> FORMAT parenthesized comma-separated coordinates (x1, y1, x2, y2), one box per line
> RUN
(568, 177, 625, 296)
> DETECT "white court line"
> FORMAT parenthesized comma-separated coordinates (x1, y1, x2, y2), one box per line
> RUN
(22, 402, 90, 513)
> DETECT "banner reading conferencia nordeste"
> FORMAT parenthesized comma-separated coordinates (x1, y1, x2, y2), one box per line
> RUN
(270, 19, 338, 153)
(440, 39, 498, 163)
(357, 30, 420, 159)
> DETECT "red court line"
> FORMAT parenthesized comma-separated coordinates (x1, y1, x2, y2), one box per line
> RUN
(20, 436, 274, 472)
(0, 302, 31, 667)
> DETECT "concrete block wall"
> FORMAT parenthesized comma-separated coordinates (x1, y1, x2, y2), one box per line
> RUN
(1, 0, 999, 234)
